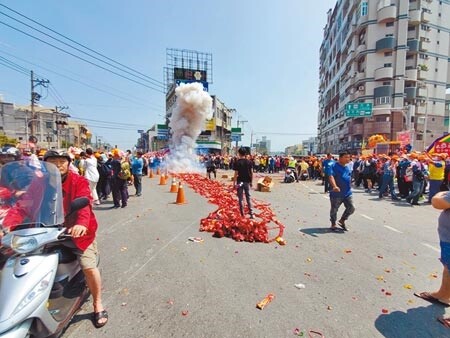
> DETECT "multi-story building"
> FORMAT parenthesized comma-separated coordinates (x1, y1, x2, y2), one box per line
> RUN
(1, 102, 70, 149)
(318, 0, 450, 153)
(254, 136, 272, 155)
(302, 137, 319, 155)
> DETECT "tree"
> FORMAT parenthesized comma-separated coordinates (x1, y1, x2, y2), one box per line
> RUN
(61, 140, 73, 149)
(0, 133, 18, 147)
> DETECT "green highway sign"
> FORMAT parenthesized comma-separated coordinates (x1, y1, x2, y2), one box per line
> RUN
(345, 103, 373, 117)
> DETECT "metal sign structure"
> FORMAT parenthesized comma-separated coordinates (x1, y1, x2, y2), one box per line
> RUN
(231, 127, 242, 142)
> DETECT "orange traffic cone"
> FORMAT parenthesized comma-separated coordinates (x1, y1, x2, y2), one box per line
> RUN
(175, 183, 186, 204)
(149, 169, 154, 178)
(156, 167, 161, 175)
(170, 178, 178, 193)
(159, 174, 167, 185)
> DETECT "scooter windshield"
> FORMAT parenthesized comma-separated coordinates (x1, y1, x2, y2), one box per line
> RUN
(0, 159, 64, 229)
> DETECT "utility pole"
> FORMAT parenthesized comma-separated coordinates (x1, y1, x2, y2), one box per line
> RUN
(30, 70, 50, 142)
(235, 119, 248, 154)
(30, 70, 34, 138)
(54, 105, 68, 149)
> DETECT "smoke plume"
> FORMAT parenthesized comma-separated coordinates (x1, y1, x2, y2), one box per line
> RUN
(166, 82, 212, 172)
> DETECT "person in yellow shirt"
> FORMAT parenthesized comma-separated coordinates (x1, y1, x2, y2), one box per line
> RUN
(428, 153, 446, 203)
(298, 158, 309, 180)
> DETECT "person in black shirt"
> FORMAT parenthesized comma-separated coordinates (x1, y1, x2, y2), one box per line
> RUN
(233, 148, 254, 219)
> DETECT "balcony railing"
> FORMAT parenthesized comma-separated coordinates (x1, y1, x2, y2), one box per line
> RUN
(405, 87, 417, 99)
(374, 66, 394, 80)
(405, 68, 418, 81)
(417, 69, 427, 80)
(421, 11, 431, 23)
(407, 39, 419, 53)
(419, 40, 430, 52)
(409, 9, 421, 25)
(377, 5, 396, 23)
(375, 37, 396, 52)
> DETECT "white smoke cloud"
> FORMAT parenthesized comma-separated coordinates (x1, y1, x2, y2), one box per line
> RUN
(166, 82, 212, 172)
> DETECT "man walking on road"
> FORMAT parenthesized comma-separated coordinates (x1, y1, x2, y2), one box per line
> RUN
(131, 151, 144, 196)
(329, 151, 355, 231)
(233, 147, 254, 219)
(322, 153, 334, 192)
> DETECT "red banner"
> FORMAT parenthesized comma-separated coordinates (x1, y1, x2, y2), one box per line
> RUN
(432, 142, 450, 155)
(396, 131, 411, 147)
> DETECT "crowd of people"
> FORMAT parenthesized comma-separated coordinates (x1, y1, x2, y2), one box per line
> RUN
(198, 151, 450, 208)
(2, 145, 450, 329)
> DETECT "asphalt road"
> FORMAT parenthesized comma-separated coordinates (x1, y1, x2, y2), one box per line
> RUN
(64, 170, 450, 338)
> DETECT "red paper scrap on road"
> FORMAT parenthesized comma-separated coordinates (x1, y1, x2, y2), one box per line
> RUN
(173, 173, 285, 243)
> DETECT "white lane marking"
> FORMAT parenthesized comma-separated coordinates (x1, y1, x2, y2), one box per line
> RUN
(360, 214, 374, 221)
(384, 225, 403, 233)
(123, 221, 195, 283)
(422, 243, 440, 253)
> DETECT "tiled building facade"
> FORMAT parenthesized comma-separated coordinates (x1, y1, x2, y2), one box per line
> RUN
(318, 0, 450, 153)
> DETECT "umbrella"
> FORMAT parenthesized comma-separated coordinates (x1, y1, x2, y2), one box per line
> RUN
(426, 134, 450, 155)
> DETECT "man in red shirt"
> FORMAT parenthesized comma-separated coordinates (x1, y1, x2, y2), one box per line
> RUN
(43, 151, 108, 328)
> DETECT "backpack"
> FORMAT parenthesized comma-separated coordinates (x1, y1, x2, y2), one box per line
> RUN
(100, 163, 113, 177)
(118, 163, 131, 180)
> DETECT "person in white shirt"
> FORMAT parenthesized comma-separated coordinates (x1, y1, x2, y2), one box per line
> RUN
(84, 148, 100, 205)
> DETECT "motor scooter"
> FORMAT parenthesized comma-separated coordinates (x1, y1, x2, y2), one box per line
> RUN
(0, 160, 91, 338)
(284, 168, 296, 183)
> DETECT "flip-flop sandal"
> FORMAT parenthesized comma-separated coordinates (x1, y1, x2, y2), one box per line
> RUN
(93, 310, 108, 328)
(437, 317, 450, 329)
(413, 292, 450, 307)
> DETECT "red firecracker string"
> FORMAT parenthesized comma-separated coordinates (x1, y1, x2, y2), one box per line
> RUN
(173, 173, 285, 243)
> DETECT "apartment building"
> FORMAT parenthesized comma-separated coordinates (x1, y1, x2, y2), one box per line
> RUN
(317, 0, 450, 153)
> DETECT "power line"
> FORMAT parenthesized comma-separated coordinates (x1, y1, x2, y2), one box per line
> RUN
(0, 51, 164, 111)
(47, 86, 66, 107)
(0, 3, 165, 87)
(0, 9, 165, 90)
(0, 55, 28, 75)
(69, 115, 149, 128)
(0, 48, 164, 109)
(48, 84, 68, 106)
(0, 20, 165, 93)
(0, 59, 28, 76)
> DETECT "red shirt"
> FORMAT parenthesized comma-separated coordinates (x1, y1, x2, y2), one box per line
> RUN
(63, 171, 98, 251)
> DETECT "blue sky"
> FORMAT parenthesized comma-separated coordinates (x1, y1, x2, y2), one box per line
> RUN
(0, 0, 337, 151)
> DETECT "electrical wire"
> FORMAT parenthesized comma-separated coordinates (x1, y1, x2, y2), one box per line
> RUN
(0, 59, 28, 75)
(0, 9, 165, 90)
(0, 20, 165, 93)
(0, 50, 164, 111)
(0, 3, 165, 87)
(0, 55, 28, 75)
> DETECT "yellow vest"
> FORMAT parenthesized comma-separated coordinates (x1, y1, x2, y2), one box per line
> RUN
(428, 160, 445, 180)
